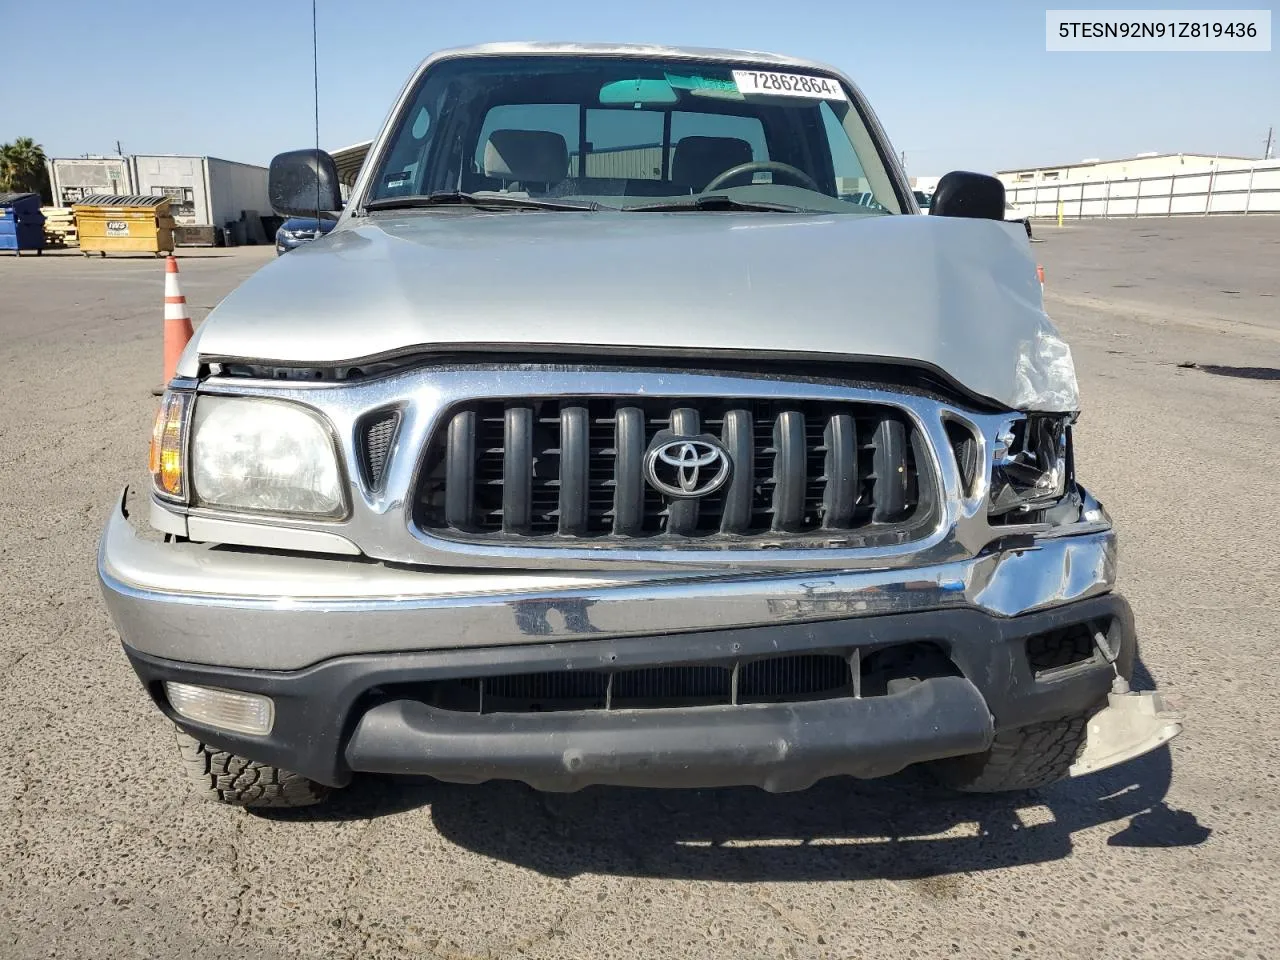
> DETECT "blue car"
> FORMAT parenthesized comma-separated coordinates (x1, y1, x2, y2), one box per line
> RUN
(275, 216, 336, 254)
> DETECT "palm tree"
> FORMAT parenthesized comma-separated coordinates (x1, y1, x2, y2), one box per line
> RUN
(0, 137, 51, 201)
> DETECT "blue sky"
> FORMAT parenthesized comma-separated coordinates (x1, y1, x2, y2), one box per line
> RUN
(3, 1, 1275, 175)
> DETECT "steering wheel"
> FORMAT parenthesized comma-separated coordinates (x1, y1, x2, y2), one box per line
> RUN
(703, 160, 822, 194)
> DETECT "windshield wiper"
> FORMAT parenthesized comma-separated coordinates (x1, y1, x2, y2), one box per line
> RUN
(365, 191, 600, 212)
(625, 195, 804, 213)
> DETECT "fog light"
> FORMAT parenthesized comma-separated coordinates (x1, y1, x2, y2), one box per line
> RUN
(164, 682, 274, 736)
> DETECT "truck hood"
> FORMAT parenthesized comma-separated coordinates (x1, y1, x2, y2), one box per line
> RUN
(185, 211, 1077, 412)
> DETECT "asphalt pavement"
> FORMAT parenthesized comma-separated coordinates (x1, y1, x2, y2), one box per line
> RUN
(1, 216, 1277, 959)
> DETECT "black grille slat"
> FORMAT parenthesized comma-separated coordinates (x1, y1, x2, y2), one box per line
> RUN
(823, 413, 857, 528)
(558, 405, 589, 535)
(719, 408, 753, 534)
(772, 410, 806, 532)
(502, 406, 533, 533)
(444, 411, 476, 528)
(419, 397, 934, 547)
(871, 418, 910, 522)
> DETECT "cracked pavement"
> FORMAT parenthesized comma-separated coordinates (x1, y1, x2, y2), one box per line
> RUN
(1, 217, 1277, 959)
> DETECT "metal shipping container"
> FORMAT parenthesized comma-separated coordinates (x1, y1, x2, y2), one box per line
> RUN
(47, 157, 134, 207)
(47, 155, 270, 244)
(129, 156, 267, 227)
(129, 156, 270, 243)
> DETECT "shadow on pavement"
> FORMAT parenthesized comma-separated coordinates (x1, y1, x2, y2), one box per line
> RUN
(1195, 364, 1280, 382)
(257, 656, 1208, 880)
(265, 747, 1205, 880)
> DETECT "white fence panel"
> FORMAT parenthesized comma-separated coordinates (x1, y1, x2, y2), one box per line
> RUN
(1214, 172, 1252, 192)
(1108, 196, 1139, 216)
(1170, 194, 1206, 214)
(1135, 194, 1169, 216)
(1001, 160, 1280, 218)
(1211, 192, 1247, 213)
(1250, 169, 1280, 211)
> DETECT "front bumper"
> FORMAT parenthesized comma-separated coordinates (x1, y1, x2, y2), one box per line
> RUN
(124, 596, 1134, 791)
(100, 489, 1134, 791)
(100, 489, 1117, 672)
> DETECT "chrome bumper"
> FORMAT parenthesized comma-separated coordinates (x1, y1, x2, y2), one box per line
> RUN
(99, 487, 1118, 671)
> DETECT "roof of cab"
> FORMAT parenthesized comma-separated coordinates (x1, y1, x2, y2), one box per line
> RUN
(420, 41, 840, 74)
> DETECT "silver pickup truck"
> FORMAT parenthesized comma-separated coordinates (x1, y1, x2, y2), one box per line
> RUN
(98, 42, 1179, 808)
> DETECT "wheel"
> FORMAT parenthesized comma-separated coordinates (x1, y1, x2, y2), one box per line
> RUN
(929, 711, 1089, 792)
(174, 729, 330, 808)
(99, 251, 106, 258)
(81, 250, 90, 257)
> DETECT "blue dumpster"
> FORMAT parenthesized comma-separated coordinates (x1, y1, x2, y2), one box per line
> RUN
(0, 193, 46, 255)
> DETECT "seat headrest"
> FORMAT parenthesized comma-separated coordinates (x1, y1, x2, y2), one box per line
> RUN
(483, 129, 569, 184)
(670, 136, 754, 191)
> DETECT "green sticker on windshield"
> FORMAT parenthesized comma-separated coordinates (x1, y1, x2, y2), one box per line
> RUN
(664, 73, 744, 100)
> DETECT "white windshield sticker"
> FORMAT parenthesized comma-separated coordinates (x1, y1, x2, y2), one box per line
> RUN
(731, 70, 848, 100)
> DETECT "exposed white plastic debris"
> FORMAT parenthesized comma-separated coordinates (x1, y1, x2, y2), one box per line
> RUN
(1013, 328, 1080, 413)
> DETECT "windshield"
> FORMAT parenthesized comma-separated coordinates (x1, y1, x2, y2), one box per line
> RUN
(913, 190, 932, 209)
(366, 54, 903, 214)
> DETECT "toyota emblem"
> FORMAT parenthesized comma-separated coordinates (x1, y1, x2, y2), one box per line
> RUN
(643, 434, 732, 499)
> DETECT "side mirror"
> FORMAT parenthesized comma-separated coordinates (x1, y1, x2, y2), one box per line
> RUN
(930, 171, 1005, 221)
(269, 148, 342, 219)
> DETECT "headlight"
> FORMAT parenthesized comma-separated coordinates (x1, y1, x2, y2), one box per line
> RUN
(989, 415, 1069, 516)
(190, 397, 345, 517)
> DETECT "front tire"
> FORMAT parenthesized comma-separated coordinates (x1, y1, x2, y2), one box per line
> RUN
(930, 711, 1089, 792)
(175, 730, 330, 808)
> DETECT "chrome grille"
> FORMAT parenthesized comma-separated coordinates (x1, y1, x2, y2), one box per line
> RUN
(416, 397, 938, 548)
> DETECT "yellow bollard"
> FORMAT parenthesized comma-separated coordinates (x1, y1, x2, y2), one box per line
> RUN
(1057, 201, 1064, 227)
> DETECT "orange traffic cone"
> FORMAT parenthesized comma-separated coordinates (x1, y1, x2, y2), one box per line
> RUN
(163, 256, 193, 384)
(1036, 263, 1045, 292)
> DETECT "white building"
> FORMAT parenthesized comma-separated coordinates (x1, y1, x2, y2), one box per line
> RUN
(997, 152, 1253, 187)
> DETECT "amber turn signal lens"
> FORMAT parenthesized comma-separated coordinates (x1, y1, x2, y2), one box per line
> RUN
(149, 392, 191, 501)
